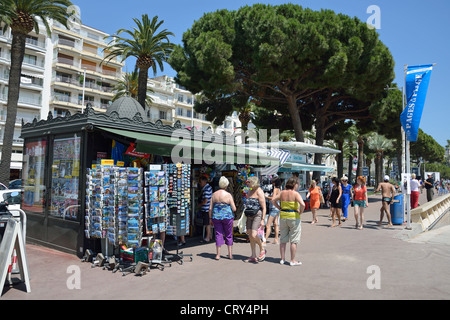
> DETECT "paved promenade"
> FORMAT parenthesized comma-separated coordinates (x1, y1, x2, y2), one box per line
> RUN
(2, 191, 449, 300)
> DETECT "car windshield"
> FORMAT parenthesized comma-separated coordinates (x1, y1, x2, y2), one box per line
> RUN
(2, 192, 21, 205)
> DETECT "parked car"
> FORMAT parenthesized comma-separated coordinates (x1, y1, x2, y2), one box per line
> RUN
(0, 189, 22, 213)
(0, 182, 7, 190)
(9, 179, 22, 190)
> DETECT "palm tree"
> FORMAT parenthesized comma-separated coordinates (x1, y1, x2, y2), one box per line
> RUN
(345, 125, 359, 181)
(367, 132, 394, 186)
(0, 0, 74, 184)
(103, 14, 175, 109)
(112, 67, 154, 107)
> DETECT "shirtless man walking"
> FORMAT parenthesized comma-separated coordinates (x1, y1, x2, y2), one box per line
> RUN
(374, 175, 396, 227)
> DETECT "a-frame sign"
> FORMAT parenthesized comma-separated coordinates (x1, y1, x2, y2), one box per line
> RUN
(0, 218, 30, 296)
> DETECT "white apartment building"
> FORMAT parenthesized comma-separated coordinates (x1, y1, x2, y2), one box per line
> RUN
(147, 75, 240, 135)
(0, 19, 239, 179)
(49, 21, 124, 117)
(0, 21, 48, 178)
(0, 19, 124, 179)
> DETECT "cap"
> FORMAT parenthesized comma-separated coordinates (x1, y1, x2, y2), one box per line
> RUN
(341, 176, 348, 180)
(384, 175, 390, 181)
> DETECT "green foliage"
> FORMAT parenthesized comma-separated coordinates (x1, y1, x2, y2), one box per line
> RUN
(411, 129, 445, 163)
(103, 14, 175, 108)
(112, 67, 154, 107)
(0, 0, 74, 36)
(103, 14, 175, 73)
(367, 83, 403, 139)
(169, 3, 394, 141)
(425, 162, 450, 179)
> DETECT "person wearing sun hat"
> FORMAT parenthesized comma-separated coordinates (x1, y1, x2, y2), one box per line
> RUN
(340, 175, 352, 222)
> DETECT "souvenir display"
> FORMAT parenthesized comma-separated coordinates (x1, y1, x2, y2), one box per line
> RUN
(166, 163, 191, 236)
(86, 162, 192, 247)
(85, 165, 143, 248)
(144, 166, 168, 236)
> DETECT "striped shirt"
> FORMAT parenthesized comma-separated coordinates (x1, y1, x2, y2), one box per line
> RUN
(201, 184, 213, 212)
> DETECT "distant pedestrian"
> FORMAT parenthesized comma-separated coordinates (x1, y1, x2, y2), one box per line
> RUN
(198, 176, 213, 242)
(410, 173, 420, 209)
(353, 176, 368, 230)
(340, 176, 352, 222)
(329, 177, 342, 228)
(374, 175, 396, 227)
(209, 176, 236, 260)
(244, 176, 267, 263)
(306, 180, 322, 224)
(326, 178, 334, 218)
(272, 177, 305, 266)
(265, 176, 281, 244)
(424, 173, 434, 202)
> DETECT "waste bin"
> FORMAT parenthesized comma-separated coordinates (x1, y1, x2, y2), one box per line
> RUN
(390, 194, 404, 225)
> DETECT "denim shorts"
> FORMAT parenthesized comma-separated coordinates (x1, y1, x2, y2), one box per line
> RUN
(354, 200, 367, 208)
(269, 207, 280, 218)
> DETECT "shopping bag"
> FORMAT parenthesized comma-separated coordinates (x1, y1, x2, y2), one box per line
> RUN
(237, 210, 247, 234)
(257, 226, 266, 243)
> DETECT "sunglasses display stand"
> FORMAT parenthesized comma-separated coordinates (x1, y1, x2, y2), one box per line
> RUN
(164, 163, 193, 265)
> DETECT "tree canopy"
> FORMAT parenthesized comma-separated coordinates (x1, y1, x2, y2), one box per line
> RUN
(169, 3, 395, 143)
(411, 129, 446, 164)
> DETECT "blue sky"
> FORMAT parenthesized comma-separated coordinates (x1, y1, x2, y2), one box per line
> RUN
(71, 0, 449, 148)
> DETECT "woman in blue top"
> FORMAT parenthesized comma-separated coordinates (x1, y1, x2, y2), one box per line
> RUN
(340, 176, 352, 222)
(209, 176, 236, 260)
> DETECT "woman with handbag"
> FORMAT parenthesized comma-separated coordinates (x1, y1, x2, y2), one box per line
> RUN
(244, 176, 267, 262)
(306, 180, 322, 224)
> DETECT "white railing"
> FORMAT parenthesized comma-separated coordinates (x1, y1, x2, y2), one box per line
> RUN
(57, 57, 75, 66)
(25, 37, 46, 49)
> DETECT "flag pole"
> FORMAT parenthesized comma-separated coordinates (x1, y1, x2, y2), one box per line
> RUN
(404, 64, 412, 230)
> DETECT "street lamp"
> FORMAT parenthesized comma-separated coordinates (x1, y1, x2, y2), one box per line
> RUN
(385, 84, 409, 228)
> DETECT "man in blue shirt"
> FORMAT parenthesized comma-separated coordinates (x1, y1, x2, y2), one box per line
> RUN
(199, 176, 213, 242)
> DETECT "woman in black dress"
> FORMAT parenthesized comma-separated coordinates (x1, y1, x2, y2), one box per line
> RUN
(329, 177, 342, 227)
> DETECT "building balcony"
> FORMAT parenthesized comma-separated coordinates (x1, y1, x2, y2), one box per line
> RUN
(54, 58, 121, 79)
(52, 76, 115, 97)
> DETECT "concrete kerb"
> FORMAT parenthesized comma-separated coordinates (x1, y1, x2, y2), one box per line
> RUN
(395, 193, 450, 241)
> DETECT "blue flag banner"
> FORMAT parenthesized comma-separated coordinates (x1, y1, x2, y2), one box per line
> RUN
(400, 64, 434, 142)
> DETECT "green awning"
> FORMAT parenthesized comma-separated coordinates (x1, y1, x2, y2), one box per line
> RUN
(98, 126, 279, 166)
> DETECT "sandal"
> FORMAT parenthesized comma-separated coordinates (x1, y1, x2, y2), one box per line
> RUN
(257, 249, 267, 262)
(245, 257, 258, 263)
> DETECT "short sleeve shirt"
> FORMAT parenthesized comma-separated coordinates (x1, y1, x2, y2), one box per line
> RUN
(201, 183, 213, 212)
